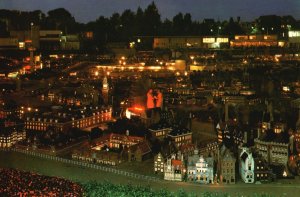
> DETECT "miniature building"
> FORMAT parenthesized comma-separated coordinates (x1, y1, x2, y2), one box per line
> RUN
(92, 133, 144, 150)
(168, 126, 192, 148)
(239, 147, 255, 183)
(187, 149, 200, 181)
(254, 139, 289, 166)
(72, 148, 121, 166)
(127, 141, 152, 162)
(187, 153, 214, 184)
(230, 35, 278, 47)
(219, 145, 236, 184)
(0, 105, 21, 119)
(25, 106, 112, 132)
(148, 122, 172, 139)
(154, 152, 165, 173)
(0, 126, 26, 148)
(179, 143, 196, 158)
(198, 139, 219, 157)
(153, 36, 229, 49)
(216, 122, 244, 148)
(254, 157, 272, 182)
(164, 154, 185, 181)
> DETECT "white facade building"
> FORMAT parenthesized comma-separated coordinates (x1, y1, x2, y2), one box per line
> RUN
(187, 153, 214, 184)
(239, 147, 255, 183)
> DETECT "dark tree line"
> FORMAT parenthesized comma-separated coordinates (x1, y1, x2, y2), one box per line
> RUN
(1, 2, 299, 48)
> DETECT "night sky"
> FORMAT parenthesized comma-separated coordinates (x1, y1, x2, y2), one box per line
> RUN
(1, 0, 300, 23)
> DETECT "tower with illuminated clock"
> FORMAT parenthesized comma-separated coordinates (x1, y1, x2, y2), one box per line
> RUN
(102, 76, 109, 104)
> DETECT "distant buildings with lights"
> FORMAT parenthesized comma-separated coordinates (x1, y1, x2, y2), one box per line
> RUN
(0, 25, 80, 50)
(151, 31, 300, 50)
(1, 29, 300, 51)
(153, 36, 229, 49)
(24, 106, 112, 132)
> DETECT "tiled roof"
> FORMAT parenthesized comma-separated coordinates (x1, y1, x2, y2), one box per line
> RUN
(129, 141, 151, 155)
(148, 122, 171, 130)
(172, 159, 182, 166)
(168, 126, 191, 136)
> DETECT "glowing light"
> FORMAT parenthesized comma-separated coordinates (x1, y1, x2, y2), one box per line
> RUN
(19, 42, 25, 49)
(149, 66, 161, 70)
(95, 71, 99, 76)
(129, 42, 135, 48)
(282, 86, 290, 92)
(283, 171, 287, 177)
(168, 66, 175, 71)
(134, 107, 143, 111)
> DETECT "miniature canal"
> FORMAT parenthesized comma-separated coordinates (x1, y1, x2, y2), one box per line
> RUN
(0, 151, 299, 196)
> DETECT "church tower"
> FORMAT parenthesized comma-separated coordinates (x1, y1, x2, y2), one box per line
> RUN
(102, 76, 109, 104)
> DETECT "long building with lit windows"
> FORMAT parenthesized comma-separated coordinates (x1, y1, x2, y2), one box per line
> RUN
(153, 36, 229, 49)
(230, 35, 280, 47)
(24, 106, 112, 132)
(153, 34, 289, 49)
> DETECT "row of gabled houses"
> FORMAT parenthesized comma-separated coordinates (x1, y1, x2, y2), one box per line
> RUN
(155, 143, 276, 184)
(155, 145, 229, 184)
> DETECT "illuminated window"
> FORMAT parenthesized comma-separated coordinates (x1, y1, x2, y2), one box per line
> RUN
(86, 32, 93, 39)
(289, 31, 300, 37)
(216, 38, 228, 43)
(19, 42, 25, 49)
(203, 38, 215, 43)
(249, 36, 256, 40)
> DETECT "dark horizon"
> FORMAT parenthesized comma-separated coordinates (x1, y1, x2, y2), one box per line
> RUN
(1, 0, 300, 23)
